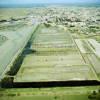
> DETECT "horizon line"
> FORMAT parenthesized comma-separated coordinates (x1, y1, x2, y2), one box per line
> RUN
(0, 2, 100, 5)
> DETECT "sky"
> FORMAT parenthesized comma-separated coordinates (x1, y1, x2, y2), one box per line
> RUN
(0, 0, 100, 4)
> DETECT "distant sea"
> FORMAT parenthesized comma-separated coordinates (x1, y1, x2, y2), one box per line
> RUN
(0, 3, 100, 8)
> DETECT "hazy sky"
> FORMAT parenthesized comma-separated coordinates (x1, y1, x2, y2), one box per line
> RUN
(0, 0, 100, 4)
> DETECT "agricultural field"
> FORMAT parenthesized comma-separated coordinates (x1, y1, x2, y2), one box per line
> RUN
(0, 6, 100, 100)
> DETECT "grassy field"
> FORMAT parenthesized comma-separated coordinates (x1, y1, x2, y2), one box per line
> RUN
(0, 86, 100, 100)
